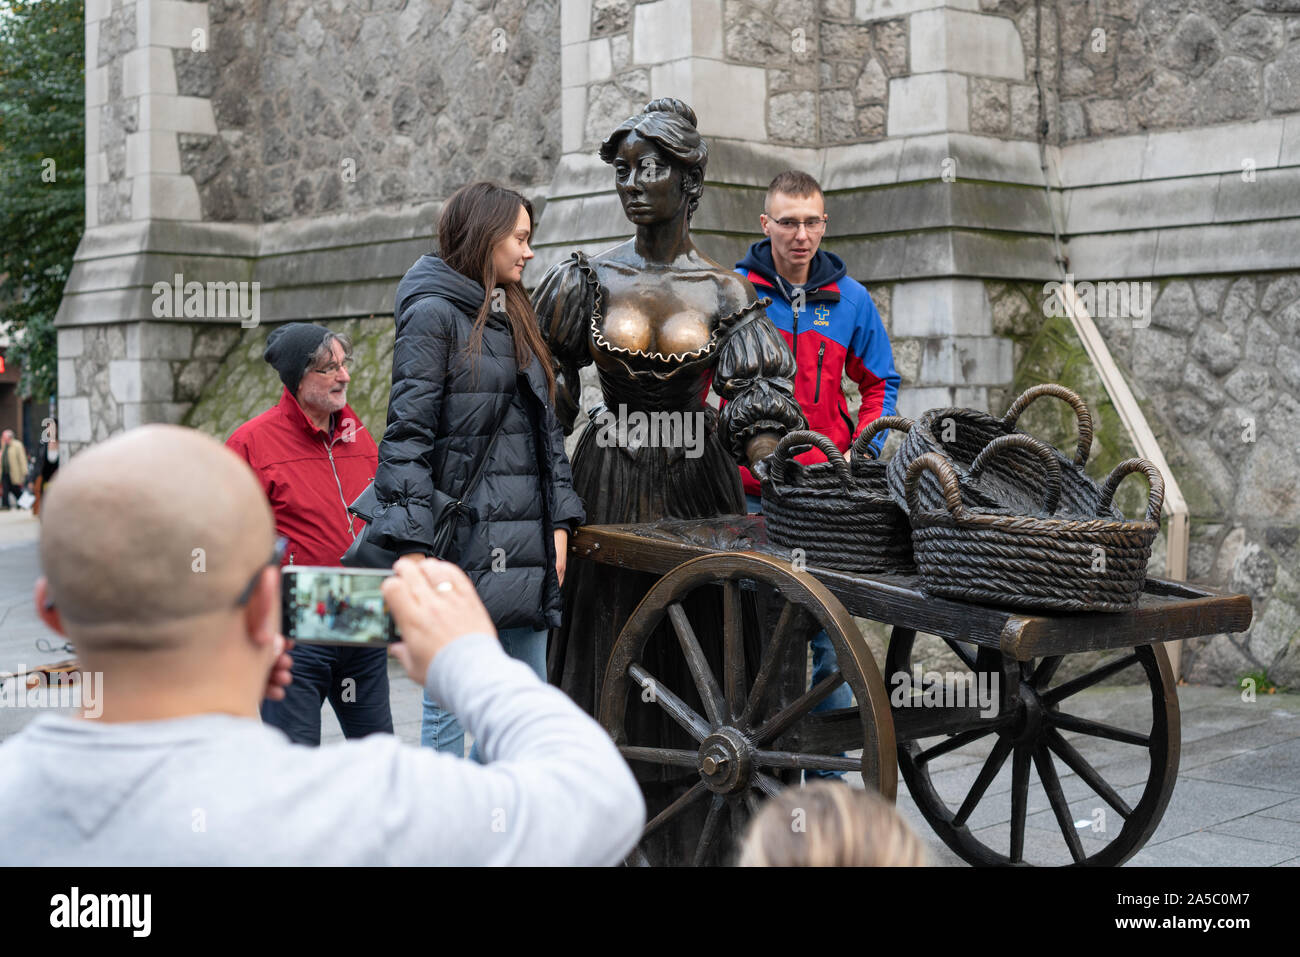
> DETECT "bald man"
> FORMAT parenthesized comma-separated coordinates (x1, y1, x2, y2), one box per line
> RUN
(0, 425, 643, 865)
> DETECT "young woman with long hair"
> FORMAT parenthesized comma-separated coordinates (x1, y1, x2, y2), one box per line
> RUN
(367, 181, 585, 757)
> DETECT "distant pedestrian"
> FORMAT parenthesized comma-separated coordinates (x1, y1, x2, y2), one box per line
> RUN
(25, 419, 59, 518)
(1, 430, 26, 509)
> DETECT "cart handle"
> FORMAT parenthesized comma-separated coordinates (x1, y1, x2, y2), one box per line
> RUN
(768, 430, 850, 489)
(1098, 458, 1165, 523)
(1000, 383, 1094, 468)
(968, 433, 1063, 516)
(904, 452, 968, 519)
(850, 415, 914, 462)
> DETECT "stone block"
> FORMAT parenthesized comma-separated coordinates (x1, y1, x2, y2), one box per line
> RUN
(563, 0, 592, 45)
(588, 38, 612, 82)
(891, 279, 993, 337)
(561, 40, 588, 88)
(58, 328, 85, 359)
(887, 73, 968, 136)
(1057, 132, 1146, 188)
(122, 46, 177, 98)
(86, 65, 109, 109)
(917, 336, 1012, 387)
(562, 86, 586, 153)
(1141, 119, 1286, 181)
(910, 9, 1025, 81)
(137, 94, 218, 135)
(131, 173, 202, 221)
(1065, 177, 1219, 235)
(854, 0, 978, 20)
(821, 138, 905, 188)
(126, 322, 194, 360)
(693, 0, 723, 58)
(57, 359, 77, 399)
(1215, 166, 1300, 223)
(690, 60, 767, 139)
(121, 401, 192, 431)
(137, 0, 210, 50)
(125, 130, 181, 177)
(633, 0, 692, 64)
(85, 0, 111, 24)
(1281, 113, 1300, 166)
(1152, 220, 1300, 276)
(58, 397, 92, 444)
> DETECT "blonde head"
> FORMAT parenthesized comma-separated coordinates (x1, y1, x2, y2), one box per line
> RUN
(738, 781, 927, 867)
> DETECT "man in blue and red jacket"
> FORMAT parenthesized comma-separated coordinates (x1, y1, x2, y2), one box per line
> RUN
(227, 322, 390, 746)
(736, 171, 901, 779)
(735, 169, 901, 502)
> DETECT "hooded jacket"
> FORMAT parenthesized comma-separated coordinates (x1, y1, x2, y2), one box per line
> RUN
(227, 389, 377, 567)
(734, 239, 900, 496)
(367, 255, 585, 631)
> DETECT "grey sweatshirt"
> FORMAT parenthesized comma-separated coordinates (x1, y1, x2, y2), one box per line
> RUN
(0, 634, 646, 865)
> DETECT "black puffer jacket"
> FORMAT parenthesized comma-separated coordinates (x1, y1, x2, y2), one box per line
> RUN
(368, 255, 586, 630)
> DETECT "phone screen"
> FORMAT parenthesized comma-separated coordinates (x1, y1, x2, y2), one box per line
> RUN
(281, 567, 398, 647)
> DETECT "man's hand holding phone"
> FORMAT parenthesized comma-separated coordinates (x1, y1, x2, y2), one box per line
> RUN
(382, 557, 496, 685)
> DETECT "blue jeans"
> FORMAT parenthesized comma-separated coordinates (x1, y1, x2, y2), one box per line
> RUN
(260, 642, 394, 746)
(746, 492, 852, 779)
(421, 626, 548, 761)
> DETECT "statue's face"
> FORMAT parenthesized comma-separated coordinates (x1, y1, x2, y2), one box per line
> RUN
(612, 131, 694, 225)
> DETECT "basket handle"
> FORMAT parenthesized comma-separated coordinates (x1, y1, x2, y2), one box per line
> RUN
(768, 430, 851, 489)
(850, 415, 914, 461)
(1098, 458, 1164, 522)
(968, 433, 1063, 515)
(1000, 383, 1094, 468)
(904, 452, 967, 519)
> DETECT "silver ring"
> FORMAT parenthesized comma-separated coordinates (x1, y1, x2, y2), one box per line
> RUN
(435, 581, 454, 593)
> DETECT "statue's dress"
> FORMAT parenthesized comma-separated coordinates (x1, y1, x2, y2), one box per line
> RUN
(534, 251, 803, 858)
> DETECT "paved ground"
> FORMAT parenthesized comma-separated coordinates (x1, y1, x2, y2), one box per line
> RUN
(3, 508, 1297, 866)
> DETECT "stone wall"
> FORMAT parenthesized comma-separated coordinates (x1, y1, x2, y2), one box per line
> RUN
(188, 0, 562, 222)
(1053, 0, 1300, 142)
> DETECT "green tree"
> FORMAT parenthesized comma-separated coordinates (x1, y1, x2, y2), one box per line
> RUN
(0, 0, 84, 401)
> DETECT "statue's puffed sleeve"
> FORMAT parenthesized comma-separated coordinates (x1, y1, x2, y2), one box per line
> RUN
(713, 300, 805, 463)
(532, 254, 595, 435)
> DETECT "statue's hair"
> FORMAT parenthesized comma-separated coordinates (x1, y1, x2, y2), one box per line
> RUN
(599, 98, 708, 219)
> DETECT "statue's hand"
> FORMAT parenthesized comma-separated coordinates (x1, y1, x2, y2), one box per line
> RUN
(745, 432, 780, 469)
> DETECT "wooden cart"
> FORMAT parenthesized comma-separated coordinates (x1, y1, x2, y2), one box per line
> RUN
(573, 515, 1253, 867)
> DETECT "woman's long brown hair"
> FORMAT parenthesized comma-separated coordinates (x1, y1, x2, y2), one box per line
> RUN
(438, 181, 556, 402)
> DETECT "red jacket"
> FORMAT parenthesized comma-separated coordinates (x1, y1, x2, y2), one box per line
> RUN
(227, 388, 378, 567)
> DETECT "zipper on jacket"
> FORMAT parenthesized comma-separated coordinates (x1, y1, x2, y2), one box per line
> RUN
(814, 342, 825, 403)
(323, 438, 356, 538)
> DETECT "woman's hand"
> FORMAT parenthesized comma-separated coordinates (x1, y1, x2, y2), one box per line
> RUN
(745, 431, 781, 469)
(554, 527, 569, 587)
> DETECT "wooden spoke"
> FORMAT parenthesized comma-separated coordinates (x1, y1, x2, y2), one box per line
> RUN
(619, 746, 698, 768)
(754, 771, 784, 799)
(1009, 745, 1031, 864)
(1045, 728, 1133, 819)
(941, 636, 979, 671)
(753, 671, 846, 745)
(1052, 711, 1150, 747)
(1031, 655, 1065, 688)
(624, 845, 652, 867)
(692, 796, 726, 867)
(667, 602, 725, 728)
(916, 723, 1003, 767)
(627, 663, 711, 742)
(754, 751, 862, 773)
(642, 780, 709, 838)
(722, 579, 746, 720)
(1032, 744, 1085, 864)
(1042, 653, 1141, 705)
(953, 734, 1014, 828)
(739, 599, 804, 728)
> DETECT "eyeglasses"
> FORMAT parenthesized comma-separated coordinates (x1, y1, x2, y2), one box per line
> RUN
(770, 216, 827, 234)
(234, 536, 289, 607)
(310, 358, 353, 376)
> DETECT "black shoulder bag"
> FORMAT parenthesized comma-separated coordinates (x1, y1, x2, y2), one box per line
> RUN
(341, 377, 518, 568)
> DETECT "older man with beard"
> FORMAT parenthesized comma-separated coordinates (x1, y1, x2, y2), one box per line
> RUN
(227, 323, 391, 745)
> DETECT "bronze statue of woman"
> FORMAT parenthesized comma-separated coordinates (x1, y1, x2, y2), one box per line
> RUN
(533, 99, 804, 859)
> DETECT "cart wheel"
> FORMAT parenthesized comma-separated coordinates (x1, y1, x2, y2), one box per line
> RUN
(599, 552, 897, 866)
(885, 628, 1180, 866)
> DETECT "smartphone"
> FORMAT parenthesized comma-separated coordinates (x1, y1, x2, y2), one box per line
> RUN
(281, 566, 399, 647)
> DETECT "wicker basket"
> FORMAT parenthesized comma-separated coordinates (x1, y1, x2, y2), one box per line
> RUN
(886, 383, 1123, 520)
(903, 434, 1165, 613)
(759, 421, 915, 573)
